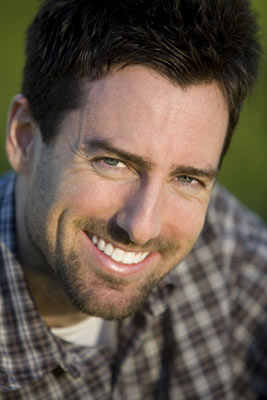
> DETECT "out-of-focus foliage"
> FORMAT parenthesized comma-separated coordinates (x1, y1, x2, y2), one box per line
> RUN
(0, 2, 38, 171)
(218, 1, 267, 221)
(0, 1, 266, 220)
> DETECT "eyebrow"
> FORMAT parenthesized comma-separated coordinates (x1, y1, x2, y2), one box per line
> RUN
(83, 138, 218, 180)
(171, 165, 218, 181)
(83, 138, 154, 170)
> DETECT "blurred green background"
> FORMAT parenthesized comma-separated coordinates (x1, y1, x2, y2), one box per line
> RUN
(0, 1, 266, 221)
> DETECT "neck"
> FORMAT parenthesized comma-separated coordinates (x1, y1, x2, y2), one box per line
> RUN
(23, 266, 89, 328)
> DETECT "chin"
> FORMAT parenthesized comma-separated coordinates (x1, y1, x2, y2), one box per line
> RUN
(58, 270, 158, 320)
(68, 286, 146, 320)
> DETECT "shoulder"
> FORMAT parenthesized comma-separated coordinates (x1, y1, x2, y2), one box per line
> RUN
(0, 171, 16, 202)
(203, 184, 267, 308)
(171, 185, 267, 396)
(205, 186, 267, 397)
(0, 171, 17, 249)
(205, 183, 267, 265)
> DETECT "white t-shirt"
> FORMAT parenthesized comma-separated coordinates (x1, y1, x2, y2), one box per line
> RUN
(51, 317, 117, 349)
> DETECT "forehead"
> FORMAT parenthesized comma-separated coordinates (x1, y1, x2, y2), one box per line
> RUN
(60, 66, 229, 169)
(85, 66, 227, 118)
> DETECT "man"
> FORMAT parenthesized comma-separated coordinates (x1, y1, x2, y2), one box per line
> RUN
(0, 0, 266, 398)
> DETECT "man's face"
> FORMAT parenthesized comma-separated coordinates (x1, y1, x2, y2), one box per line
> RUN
(24, 66, 228, 319)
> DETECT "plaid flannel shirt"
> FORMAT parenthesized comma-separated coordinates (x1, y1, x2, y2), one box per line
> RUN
(0, 172, 267, 399)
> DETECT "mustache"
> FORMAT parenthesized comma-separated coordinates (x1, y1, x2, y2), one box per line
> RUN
(74, 217, 179, 256)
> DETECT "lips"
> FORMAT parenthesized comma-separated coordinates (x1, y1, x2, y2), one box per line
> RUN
(91, 234, 149, 265)
(81, 231, 157, 279)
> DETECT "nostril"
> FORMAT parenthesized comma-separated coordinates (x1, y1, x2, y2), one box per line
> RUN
(106, 218, 133, 246)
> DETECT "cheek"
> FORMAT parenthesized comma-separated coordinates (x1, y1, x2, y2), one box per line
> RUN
(62, 178, 133, 218)
(166, 197, 208, 242)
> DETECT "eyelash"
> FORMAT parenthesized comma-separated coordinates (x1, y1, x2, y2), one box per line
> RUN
(91, 157, 132, 177)
(102, 157, 126, 167)
(176, 175, 203, 186)
(93, 157, 127, 169)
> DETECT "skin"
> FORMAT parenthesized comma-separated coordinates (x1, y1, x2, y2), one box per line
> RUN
(7, 66, 228, 326)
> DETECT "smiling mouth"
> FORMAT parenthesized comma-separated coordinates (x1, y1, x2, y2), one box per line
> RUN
(89, 234, 150, 264)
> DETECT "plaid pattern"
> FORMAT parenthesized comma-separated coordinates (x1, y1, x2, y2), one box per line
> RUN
(0, 172, 267, 399)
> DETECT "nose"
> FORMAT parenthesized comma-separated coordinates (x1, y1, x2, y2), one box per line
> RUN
(115, 181, 163, 245)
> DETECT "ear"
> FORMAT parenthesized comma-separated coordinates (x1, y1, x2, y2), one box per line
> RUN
(6, 95, 37, 175)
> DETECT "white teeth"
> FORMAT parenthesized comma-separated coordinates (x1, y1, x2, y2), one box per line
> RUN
(134, 252, 142, 264)
(122, 252, 135, 264)
(98, 239, 105, 251)
(91, 235, 150, 265)
(139, 252, 149, 262)
(92, 235, 98, 244)
(104, 243, 113, 256)
(111, 248, 125, 262)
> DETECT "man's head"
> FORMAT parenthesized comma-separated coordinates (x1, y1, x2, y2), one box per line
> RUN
(22, 0, 261, 162)
(6, 0, 261, 321)
(9, 67, 228, 320)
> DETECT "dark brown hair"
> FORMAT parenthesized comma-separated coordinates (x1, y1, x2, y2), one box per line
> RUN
(22, 0, 261, 161)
